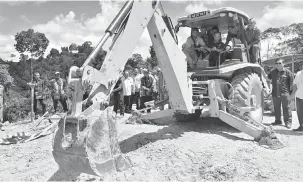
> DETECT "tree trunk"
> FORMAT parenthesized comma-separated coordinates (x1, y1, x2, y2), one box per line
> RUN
(31, 58, 34, 122)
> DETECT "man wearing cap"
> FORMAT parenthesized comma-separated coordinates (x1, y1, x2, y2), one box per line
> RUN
(244, 18, 261, 63)
(50, 71, 68, 113)
(141, 69, 154, 113)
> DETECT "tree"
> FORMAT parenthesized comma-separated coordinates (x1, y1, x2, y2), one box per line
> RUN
(146, 45, 158, 68)
(19, 54, 29, 62)
(49, 48, 60, 58)
(69, 43, 78, 52)
(126, 53, 144, 68)
(14, 29, 49, 58)
(78, 41, 94, 56)
(61, 47, 69, 55)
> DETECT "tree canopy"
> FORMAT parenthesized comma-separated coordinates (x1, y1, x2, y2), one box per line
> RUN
(14, 29, 49, 58)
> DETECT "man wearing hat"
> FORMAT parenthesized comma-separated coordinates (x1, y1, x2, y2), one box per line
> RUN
(50, 71, 68, 113)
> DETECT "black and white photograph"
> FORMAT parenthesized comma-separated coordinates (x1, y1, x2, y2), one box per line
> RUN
(0, 0, 303, 181)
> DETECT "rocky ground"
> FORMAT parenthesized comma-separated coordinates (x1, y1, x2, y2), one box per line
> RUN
(0, 110, 302, 181)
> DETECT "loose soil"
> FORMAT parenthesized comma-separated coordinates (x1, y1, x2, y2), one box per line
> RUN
(0, 111, 302, 181)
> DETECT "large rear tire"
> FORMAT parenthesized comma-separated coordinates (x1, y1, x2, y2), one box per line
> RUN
(228, 72, 264, 123)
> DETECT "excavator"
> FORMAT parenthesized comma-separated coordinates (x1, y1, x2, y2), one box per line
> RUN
(52, 0, 282, 177)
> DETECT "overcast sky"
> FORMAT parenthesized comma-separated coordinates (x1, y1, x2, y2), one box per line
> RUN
(1, 0, 303, 61)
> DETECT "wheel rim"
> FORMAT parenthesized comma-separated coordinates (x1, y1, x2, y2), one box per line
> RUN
(249, 83, 263, 122)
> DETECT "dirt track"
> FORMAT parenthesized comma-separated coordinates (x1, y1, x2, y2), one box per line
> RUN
(0, 111, 303, 181)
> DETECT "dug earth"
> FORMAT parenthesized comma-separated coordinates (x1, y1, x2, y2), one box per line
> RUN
(0, 111, 302, 181)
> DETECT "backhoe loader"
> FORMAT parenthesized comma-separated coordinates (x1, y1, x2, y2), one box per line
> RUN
(52, 0, 281, 177)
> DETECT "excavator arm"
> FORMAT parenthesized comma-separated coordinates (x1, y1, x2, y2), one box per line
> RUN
(53, 0, 194, 177)
(68, 0, 192, 118)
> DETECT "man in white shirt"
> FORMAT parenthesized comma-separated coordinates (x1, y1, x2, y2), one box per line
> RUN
(122, 71, 134, 113)
(132, 68, 143, 110)
(290, 65, 303, 131)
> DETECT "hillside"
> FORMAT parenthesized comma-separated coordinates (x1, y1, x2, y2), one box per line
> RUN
(0, 40, 157, 122)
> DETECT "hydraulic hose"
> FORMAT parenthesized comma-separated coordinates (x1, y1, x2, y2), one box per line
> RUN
(81, 0, 134, 68)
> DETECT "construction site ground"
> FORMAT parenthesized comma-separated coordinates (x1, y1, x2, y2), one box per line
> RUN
(0, 110, 303, 181)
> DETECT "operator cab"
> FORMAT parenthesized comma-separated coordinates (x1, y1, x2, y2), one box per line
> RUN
(176, 7, 250, 71)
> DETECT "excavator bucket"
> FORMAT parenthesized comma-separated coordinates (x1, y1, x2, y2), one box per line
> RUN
(52, 107, 130, 176)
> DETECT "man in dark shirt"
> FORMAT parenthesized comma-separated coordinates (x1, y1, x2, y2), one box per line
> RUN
(208, 32, 227, 67)
(207, 26, 219, 45)
(140, 69, 154, 113)
(112, 76, 124, 116)
(268, 58, 294, 128)
(32, 72, 47, 119)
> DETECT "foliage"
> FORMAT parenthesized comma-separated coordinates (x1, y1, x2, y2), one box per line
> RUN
(261, 23, 303, 57)
(146, 46, 158, 68)
(49, 48, 60, 58)
(2, 26, 170, 122)
(126, 53, 144, 69)
(14, 29, 49, 58)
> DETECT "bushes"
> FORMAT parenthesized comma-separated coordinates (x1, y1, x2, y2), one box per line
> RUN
(3, 96, 30, 122)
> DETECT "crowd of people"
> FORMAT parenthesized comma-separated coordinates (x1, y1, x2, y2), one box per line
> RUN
(112, 67, 166, 116)
(182, 17, 261, 68)
(28, 66, 167, 119)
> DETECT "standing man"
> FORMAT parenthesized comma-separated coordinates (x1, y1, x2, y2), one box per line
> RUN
(132, 68, 143, 110)
(244, 18, 261, 63)
(290, 65, 303, 131)
(113, 76, 124, 116)
(32, 72, 47, 119)
(268, 58, 294, 128)
(157, 68, 165, 110)
(122, 71, 134, 113)
(50, 71, 68, 113)
(152, 70, 159, 100)
(141, 69, 154, 113)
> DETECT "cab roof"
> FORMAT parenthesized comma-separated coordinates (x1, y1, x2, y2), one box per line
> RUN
(177, 7, 250, 30)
